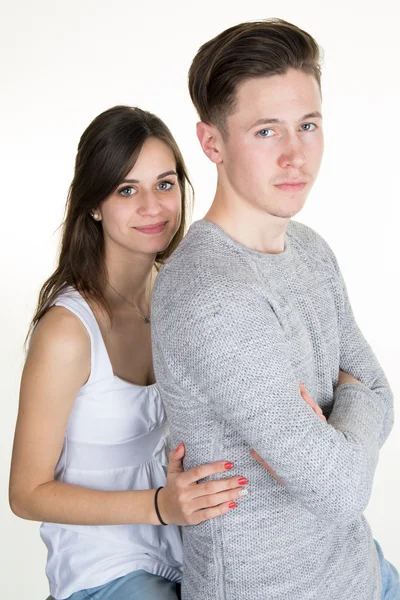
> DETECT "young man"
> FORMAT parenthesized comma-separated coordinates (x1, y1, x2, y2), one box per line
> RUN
(151, 19, 398, 600)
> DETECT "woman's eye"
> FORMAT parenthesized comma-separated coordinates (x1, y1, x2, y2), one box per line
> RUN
(300, 123, 316, 132)
(257, 129, 274, 137)
(157, 181, 175, 191)
(119, 186, 136, 197)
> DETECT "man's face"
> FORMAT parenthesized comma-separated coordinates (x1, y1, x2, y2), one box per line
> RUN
(219, 69, 324, 219)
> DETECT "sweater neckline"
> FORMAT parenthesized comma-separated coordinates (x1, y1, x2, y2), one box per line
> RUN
(190, 219, 291, 263)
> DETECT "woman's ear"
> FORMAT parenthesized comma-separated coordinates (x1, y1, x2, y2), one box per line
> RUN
(196, 122, 224, 164)
(89, 209, 102, 221)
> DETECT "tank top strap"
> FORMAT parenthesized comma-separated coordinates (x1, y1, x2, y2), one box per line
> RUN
(53, 287, 113, 386)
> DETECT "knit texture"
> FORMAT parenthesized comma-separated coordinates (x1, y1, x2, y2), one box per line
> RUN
(151, 219, 394, 600)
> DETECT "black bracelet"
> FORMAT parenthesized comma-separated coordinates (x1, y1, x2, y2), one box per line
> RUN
(154, 486, 168, 526)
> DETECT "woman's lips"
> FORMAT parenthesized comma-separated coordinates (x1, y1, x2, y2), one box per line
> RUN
(134, 221, 167, 235)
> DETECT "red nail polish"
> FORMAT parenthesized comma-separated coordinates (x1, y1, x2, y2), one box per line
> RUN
(228, 502, 237, 509)
(224, 462, 234, 470)
(238, 477, 248, 486)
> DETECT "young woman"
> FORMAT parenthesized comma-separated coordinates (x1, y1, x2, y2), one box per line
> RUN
(9, 106, 248, 600)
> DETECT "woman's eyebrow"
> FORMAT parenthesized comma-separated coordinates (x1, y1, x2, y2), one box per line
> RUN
(157, 170, 177, 180)
(120, 170, 177, 184)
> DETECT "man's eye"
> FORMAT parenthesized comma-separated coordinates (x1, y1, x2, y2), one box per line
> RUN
(257, 129, 274, 137)
(119, 187, 135, 197)
(300, 123, 316, 132)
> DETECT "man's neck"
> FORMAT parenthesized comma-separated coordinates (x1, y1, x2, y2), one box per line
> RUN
(204, 190, 289, 255)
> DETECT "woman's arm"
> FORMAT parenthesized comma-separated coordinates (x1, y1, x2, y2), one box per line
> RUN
(9, 307, 244, 527)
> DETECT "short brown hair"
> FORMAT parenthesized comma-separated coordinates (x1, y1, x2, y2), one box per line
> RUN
(188, 19, 322, 134)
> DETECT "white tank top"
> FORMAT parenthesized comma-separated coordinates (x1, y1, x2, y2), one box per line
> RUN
(40, 288, 182, 599)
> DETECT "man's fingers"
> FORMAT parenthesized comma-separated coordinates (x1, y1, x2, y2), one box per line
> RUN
(303, 390, 321, 412)
(338, 370, 361, 386)
(251, 449, 270, 470)
(299, 383, 315, 406)
(251, 450, 285, 485)
(299, 383, 324, 417)
(251, 450, 274, 473)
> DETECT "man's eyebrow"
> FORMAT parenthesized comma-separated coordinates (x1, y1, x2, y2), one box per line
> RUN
(120, 170, 178, 184)
(302, 111, 323, 120)
(248, 111, 323, 130)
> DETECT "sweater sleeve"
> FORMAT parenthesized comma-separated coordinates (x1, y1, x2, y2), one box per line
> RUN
(320, 240, 394, 447)
(153, 275, 390, 524)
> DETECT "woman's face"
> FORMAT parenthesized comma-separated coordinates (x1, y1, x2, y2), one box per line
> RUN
(97, 137, 182, 259)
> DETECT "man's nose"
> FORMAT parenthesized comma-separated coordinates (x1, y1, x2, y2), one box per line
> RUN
(278, 137, 306, 169)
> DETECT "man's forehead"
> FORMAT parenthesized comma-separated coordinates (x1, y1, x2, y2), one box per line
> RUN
(231, 70, 322, 123)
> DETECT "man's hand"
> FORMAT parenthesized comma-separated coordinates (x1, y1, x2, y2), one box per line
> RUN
(251, 382, 326, 485)
(298, 383, 326, 422)
(338, 370, 361, 386)
(250, 449, 285, 485)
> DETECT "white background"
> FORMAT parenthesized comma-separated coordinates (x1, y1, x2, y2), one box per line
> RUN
(1, 0, 399, 597)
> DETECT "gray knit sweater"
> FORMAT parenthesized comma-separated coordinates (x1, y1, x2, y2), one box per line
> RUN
(151, 219, 394, 600)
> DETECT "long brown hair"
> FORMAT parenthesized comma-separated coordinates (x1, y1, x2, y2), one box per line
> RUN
(28, 105, 192, 336)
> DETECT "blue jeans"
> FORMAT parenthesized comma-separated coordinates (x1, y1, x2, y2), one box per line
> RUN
(54, 570, 180, 600)
(376, 541, 400, 599)
(47, 545, 399, 599)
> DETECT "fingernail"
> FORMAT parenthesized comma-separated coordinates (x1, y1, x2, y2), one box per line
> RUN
(238, 477, 248, 485)
(176, 443, 184, 451)
(224, 462, 234, 470)
(228, 502, 237, 509)
(316, 407, 323, 415)
(239, 488, 248, 497)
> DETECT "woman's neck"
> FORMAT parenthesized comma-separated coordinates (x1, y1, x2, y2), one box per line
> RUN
(104, 248, 156, 313)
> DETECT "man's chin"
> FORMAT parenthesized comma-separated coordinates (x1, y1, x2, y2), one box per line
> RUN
(270, 198, 307, 219)
(270, 208, 302, 220)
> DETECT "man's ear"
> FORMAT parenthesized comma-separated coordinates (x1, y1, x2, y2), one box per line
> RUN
(196, 122, 224, 164)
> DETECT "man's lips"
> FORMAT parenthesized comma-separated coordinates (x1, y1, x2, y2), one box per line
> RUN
(274, 181, 308, 192)
(134, 221, 167, 234)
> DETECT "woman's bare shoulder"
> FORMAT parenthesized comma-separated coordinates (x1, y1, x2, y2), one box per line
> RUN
(28, 305, 90, 365)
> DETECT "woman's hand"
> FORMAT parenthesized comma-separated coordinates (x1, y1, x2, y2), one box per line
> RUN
(156, 443, 248, 526)
(251, 382, 326, 485)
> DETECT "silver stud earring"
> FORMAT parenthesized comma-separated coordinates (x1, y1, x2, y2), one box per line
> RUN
(91, 213, 100, 220)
